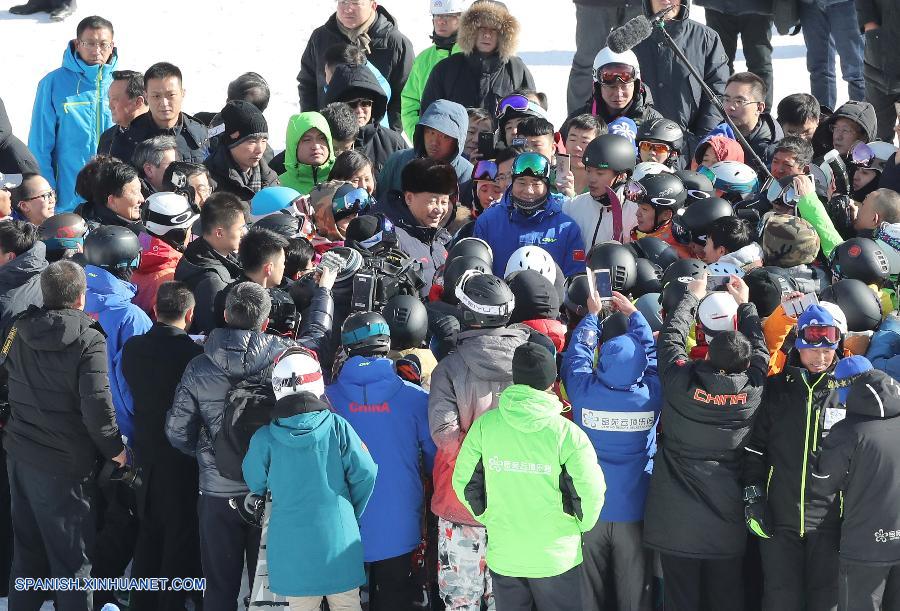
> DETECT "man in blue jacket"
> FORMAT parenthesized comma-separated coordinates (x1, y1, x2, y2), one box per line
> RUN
(29, 16, 118, 212)
(561, 287, 662, 611)
(474, 152, 586, 278)
(327, 311, 436, 611)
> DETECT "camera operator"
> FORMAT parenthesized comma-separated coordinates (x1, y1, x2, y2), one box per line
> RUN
(0, 261, 126, 610)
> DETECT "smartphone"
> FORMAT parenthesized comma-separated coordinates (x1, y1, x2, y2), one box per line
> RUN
(595, 269, 613, 300)
(477, 131, 495, 157)
(706, 274, 730, 291)
(555, 153, 570, 185)
(782, 292, 819, 318)
(511, 136, 526, 148)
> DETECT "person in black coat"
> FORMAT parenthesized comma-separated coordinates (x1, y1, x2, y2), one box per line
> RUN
(0, 222, 47, 325)
(298, 3, 414, 132)
(120, 281, 203, 611)
(855, 0, 900, 142)
(0, 97, 38, 177)
(420, 0, 535, 116)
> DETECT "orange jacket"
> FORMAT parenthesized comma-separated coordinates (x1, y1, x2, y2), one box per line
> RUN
(631, 220, 693, 259)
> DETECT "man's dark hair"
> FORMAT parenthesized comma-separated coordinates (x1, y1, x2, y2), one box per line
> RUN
(329, 150, 373, 182)
(776, 93, 820, 127)
(75, 155, 117, 202)
(111, 70, 145, 101)
(320, 102, 360, 143)
(324, 43, 367, 69)
(401, 158, 458, 195)
(227, 72, 270, 112)
(726, 71, 767, 104)
(493, 144, 526, 165)
(144, 62, 183, 87)
(41, 261, 86, 309)
(708, 331, 753, 374)
(225, 282, 271, 331)
(565, 113, 606, 137)
(93, 161, 138, 207)
(707, 216, 753, 254)
(467, 107, 495, 131)
(0, 221, 37, 257)
(200, 192, 248, 236)
(772, 136, 814, 168)
(11, 174, 45, 209)
(76, 15, 113, 38)
(155, 281, 195, 322)
(132, 136, 177, 177)
(517, 117, 555, 138)
(285, 237, 315, 279)
(239, 228, 289, 274)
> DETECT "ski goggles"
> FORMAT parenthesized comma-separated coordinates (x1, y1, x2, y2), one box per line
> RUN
(624, 180, 679, 207)
(511, 152, 550, 180)
(473, 159, 499, 181)
(596, 63, 637, 85)
(332, 187, 373, 221)
(341, 321, 391, 347)
(798, 324, 840, 346)
(495, 95, 548, 121)
(765, 177, 801, 207)
(849, 141, 886, 172)
(639, 141, 673, 156)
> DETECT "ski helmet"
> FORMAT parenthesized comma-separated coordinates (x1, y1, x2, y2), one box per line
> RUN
(323, 246, 364, 284)
(671, 196, 734, 245)
(39, 213, 87, 255)
(660, 276, 692, 314)
(661, 257, 707, 288)
(504, 245, 556, 284)
(430, 0, 468, 15)
(698, 292, 739, 337)
(635, 292, 664, 332)
(253, 212, 303, 239)
(828, 237, 890, 285)
(819, 279, 882, 332)
(271, 347, 324, 401)
(442, 255, 492, 305)
(455, 272, 515, 328)
(701, 161, 759, 200)
(582, 134, 638, 174)
(632, 258, 663, 297)
(675, 169, 715, 201)
(563, 273, 591, 318)
(592, 47, 640, 82)
(382, 295, 429, 350)
(250, 186, 302, 221)
(446, 236, 493, 269)
(341, 311, 392, 355)
(588, 242, 638, 293)
(627, 173, 687, 231)
(447, 220, 476, 251)
(599, 311, 630, 344)
(637, 118, 684, 152)
(144, 191, 199, 237)
(708, 260, 744, 278)
(84, 225, 142, 271)
(819, 301, 849, 336)
(632, 161, 674, 182)
(628, 236, 680, 271)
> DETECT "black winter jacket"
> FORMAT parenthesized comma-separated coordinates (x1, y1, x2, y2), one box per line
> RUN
(174, 238, 243, 334)
(298, 7, 414, 131)
(567, 80, 664, 130)
(97, 124, 125, 157)
(0, 241, 47, 325)
(856, 0, 900, 95)
(1, 306, 124, 479)
(643, 295, 768, 558)
(203, 145, 280, 205)
(76, 199, 145, 236)
(0, 97, 39, 176)
(744, 112, 784, 177)
(811, 369, 900, 564)
(109, 111, 209, 167)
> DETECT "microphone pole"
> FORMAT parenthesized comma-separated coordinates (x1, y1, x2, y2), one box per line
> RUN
(650, 14, 775, 182)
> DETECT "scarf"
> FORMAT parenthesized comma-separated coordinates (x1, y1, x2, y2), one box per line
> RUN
(431, 31, 457, 51)
(337, 9, 378, 55)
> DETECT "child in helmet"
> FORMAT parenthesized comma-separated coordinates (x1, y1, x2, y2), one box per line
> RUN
(848, 141, 900, 202)
(629, 172, 692, 258)
(382, 294, 439, 389)
(637, 118, 684, 169)
(691, 135, 745, 171)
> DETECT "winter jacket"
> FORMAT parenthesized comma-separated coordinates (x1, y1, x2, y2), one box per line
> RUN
(452, 384, 606, 578)
(691, 134, 746, 169)
(796, 192, 844, 259)
(297, 6, 414, 131)
(866, 314, 900, 380)
(563, 188, 638, 249)
(327, 356, 436, 562)
(0, 97, 38, 176)
(630, 220, 693, 259)
(428, 325, 531, 524)
(474, 190, 587, 279)
(632, 0, 729, 151)
(401, 42, 462, 140)
(85, 265, 153, 445)
(725, 113, 783, 176)
(811, 369, 900, 564)
(76, 198, 145, 235)
(643, 295, 769, 558)
(242, 394, 377, 596)
(29, 43, 118, 212)
(761, 263, 830, 296)
(204, 145, 280, 205)
(376, 99, 473, 204)
(568, 81, 664, 131)
(1, 306, 124, 479)
(371, 191, 451, 295)
(0, 241, 47, 325)
(561, 311, 662, 522)
(856, 0, 900, 95)
(96, 123, 124, 157)
(694, 0, 773, 17)
(173, 237, 243, 334)
(108, 111, 209, 169)
(279, 112, 335, 196)
(132, 233, 182, 318)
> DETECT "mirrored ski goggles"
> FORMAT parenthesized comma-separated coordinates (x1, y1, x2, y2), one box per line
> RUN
(496, 94, 529, 117)
(473, 160, 499, 181)
(597, 63, 637, 85)
(849, 141, 884, 171)
(511, 152, 550, 180)
(639, 141, 672, 156)
(765, 178, 801, 207)
(332, 187, 373, 221)
(624, 180, 678, 207)
(799, 325, 840, 346)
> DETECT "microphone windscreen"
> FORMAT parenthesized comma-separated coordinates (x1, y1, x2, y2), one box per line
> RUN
(607, 15, 652, 53)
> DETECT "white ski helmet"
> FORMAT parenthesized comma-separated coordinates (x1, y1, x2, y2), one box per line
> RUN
(431, 0, 468, 14)
(819, 301, 848, 336)
(271, 348, 325, 401)
(698, 292, 739, 336)
(592, 47, 640, 82)
(632, 161, 675, 182)
(704, 161, 759, 196)
(707, 261, 744, 278)
(504, 245, 556, 285)
(144, 192, 199, 237)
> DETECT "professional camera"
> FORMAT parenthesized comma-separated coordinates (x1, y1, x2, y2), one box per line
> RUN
(97, 455, 143, 489)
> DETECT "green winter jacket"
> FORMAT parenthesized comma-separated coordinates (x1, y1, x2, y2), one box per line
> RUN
(279, 112, 335, 195)
(401, 43, 461, 140)
(452, 384, 605, 578)
(797, 192, 844, 259)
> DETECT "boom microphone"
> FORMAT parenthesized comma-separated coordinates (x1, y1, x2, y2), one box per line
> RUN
(607, 15, 652, 54)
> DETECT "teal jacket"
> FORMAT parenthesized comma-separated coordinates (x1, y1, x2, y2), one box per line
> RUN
(401, 43, 461, 140)
(29, 42, 117, 212)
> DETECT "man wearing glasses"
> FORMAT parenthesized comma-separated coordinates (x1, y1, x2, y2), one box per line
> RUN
(715, 72, 783, 176)
(28, 15, 117, 213)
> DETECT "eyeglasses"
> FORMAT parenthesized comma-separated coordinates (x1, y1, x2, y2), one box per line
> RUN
(639, 141, 672, 156)
(332, 187, 372, 221)
(336, 0, 368, 7)
(79, 40, 113, 51)
(433, 13, 460, 21)
(597, 63, 637, 86)
(799, 325, 840, 346)
(473, 160, 499, 181)
(22, 190, 55, 204)
(511, 152, 550, 180)
(719, 95, 760, 108)
(346, 98, 373, 110)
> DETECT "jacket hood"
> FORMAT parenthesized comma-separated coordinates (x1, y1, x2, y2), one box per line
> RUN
(845, 369, 900, 419)
(269, 402, 334, 448)
(596, 334, 649, 390)
(694, 134, 745, 167)
(0, 242, 47, 291)
(830, 101, 878, 143)
(694, 361, 751, 395)
(335, 355, 405, 396)
(457, 0, 520, 61)
(84, 265, 137, 313)
(283, 112, 336, 190)
(15, 306, 103, 352)
(413, 99, 469, 162)
(61, 40, 119, 80)
(137, 233, 181, 274)
(498, 383, 562, 432)
(456, 326, 530, 381)
(324, 63, 388, 124)
(203, 327, 290, 380)
(519, 319, 566, 352)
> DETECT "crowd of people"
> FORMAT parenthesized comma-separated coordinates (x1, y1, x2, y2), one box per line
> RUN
(0, 0, 900, 610)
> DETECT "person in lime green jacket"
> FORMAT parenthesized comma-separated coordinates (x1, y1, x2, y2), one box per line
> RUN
(400, 0, 464, 140)
(279, 112, 335, 195)
(452, 341, 605, 610)
(792, 173, 844, 259)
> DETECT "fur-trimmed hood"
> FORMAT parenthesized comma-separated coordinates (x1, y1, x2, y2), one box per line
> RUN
(457, 0, 520, 61)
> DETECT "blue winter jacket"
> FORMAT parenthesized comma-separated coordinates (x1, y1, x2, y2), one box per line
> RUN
(242, 399, 378, 597)
(29, 43, 117, 212)
(474, 190, 586, 279)
(327, 356, 436, 562)
(867, 314, 900, 381)
(561, 311, 662, 522)
(84, 265, 152, 444)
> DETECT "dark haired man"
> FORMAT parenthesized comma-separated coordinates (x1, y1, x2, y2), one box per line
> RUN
(776, 93, 821, 142)
(319, 102, 360, 157)
(79, 160, 145, 234)
(702, 216, 756, 266)
(715, 71, 783, 175)
(0, 220, 48, 323)
(98, 70, 148, 156)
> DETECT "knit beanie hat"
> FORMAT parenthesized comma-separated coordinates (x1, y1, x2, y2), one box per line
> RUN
(762, 214, 821, 268)
(222, 100, 268, 148)
(512, 341, 557, 390)
(834, 355, 873, 403)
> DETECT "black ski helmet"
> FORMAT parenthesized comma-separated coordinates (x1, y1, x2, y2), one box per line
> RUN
(442, 255, 492, 305)
(582, 133, 637, 174)
(447, 221, 476, 252)
(674, 169, 715, 199)
(632, 258, 663, 297)
(341, 311, 392, 355)
(599, 311, 630, 344)
(628, 236, 680, 271)
(828, 238, 890, 285)
(39, 213, 87, 257)
(660, 276, 692, 314)
(253, 213, 302, 239)
(382, 295, 429, 350)
(563, 273, 591, 318)
(635, 292, 664, 331)
(661, 258, 707, 288)
(83, 225, 141, 270)
(587, 242, 638, 293)
(672, 196, 734, 245)
(456, 272, 515, 328)
(634, 173, 687, 211)
(820, 279, 883, 332)
(637, 118, 684, 152)
(445, 237, 493, 269)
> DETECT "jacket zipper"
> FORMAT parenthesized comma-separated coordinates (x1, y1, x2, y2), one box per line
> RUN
(799, 372, 826, 537)
(95, 64, 104, 140)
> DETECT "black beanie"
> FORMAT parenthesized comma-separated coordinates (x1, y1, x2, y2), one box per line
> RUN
(222, 100, 268, 148)
(345, 214, 381, 244)
(513, 341, 558, 390)
(508, 269, 560, 323)
(744, 268, 783, 317)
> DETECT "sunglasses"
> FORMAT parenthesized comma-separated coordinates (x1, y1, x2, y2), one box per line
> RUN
(639, 141, 672, 156)
(332, 187, 373, 221)
(597, 63, 637, 86)
(799, 325, 840, 346)
(346, 98, 373, 109)
(511, 152, 550, 179)
(473, 160, 499, 181)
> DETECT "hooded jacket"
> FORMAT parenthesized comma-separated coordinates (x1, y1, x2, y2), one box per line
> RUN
(428, 325, 531, 524)
(324, 63, 408, 174)
(108, 110, 209, 169)
(568, 80, 664, 130)
(643, 294, 769, 558)
(419, 1, 535, 117)
(826, 101, 878, 144)
(29, 42, 118, 212)
(401, 39, 462, 140)
(452, 384, 606, 578)
(857, 0, 900, 95)
(691, 134, 746, 169)
(242, 393, 377, 596)
(811, 369, 900, 564)
(474, 189, 587, 278)
(0, 241, 47, 324)
(173, 237, 243, 334)
(327, 356, 436, 563)
(132, 233, 183, 317)
(561, 311, 663, 522)
(867, 314, 900, 380)
(297, 5, 414, 131)
(85, 265, 153, 444)
(563, 187, 639, 249)
(204, 144, 280, 205)
(0, 97, 39, 176)
(1, 306, 124, 479)
(376, 99, 474, 203)
(279, 112, 335, 196)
